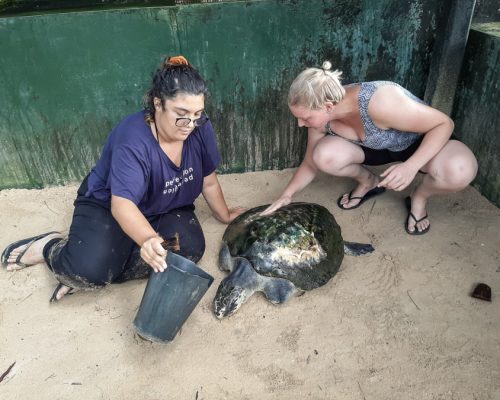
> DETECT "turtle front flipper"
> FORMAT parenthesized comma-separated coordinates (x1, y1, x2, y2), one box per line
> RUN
(214, 257, 262, 318)
(262, 277, 302, 304)
(343, 241, 374, 256)
(219, 242, 235, 272)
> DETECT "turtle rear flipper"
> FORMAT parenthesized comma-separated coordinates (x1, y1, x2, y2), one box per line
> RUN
(343, 241, 374, 256)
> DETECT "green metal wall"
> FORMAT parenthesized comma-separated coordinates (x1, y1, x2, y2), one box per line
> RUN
(0, 0, 443, 189)
(453, 24, 500, 208)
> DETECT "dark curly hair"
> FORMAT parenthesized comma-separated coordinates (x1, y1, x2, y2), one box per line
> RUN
(143, 55, 208, 124)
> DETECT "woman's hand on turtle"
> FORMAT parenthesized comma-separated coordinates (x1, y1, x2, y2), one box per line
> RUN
(227, 207, 247, 223)
(378, 162, 418, 191)
(260, 195, 292, 216)
(140, 235, 167, 273)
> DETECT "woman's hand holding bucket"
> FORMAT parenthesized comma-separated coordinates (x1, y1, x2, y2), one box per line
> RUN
(140, 235, 168, 272)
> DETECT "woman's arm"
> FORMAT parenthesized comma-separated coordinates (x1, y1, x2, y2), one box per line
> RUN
(111, 195, 167, 272)
(202, 171, 246, 223)
(260, 128, 324, 215)
(371, 85, 454, 191)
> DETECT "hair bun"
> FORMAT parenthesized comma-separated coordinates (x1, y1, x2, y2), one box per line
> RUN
(166, 55, 190, 66)
(321, 60, 332, 71)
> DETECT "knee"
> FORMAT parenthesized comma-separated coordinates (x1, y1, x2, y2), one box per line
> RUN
(454, 154, 477, 187)
(312, 145, 345, 173)
(180, 235, 205, 263)
(440, 154, 478, 189)
(159, 216, 206, 263)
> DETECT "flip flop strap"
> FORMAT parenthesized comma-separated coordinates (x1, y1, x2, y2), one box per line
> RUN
(408, 212, 428, 224)
(347, 191, 363, 201)
(14, 237, 39, 268)
(348, 187, 385, 201)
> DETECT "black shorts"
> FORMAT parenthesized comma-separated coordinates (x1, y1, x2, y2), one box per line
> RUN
(361, 137, 423, 166)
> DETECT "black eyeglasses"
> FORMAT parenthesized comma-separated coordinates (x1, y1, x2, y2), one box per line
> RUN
(175, 114, 209, 128)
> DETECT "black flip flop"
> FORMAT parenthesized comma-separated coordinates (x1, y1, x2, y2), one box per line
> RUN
(337, 187, 386, 210)
(404, 197, 430, 235)
(1, 231, 60, 268)
(49, 282, 75, 302)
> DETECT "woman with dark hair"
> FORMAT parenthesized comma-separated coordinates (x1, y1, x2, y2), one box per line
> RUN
(1, 55, 245, 301)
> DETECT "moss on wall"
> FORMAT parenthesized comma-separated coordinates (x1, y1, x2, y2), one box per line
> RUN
(453, 24, 500, 208)
(0, 0, 443, 189)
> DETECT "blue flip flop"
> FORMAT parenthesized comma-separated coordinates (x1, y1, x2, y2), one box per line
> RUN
(337, 187, 386, 210)
(1, 231, 60, 269)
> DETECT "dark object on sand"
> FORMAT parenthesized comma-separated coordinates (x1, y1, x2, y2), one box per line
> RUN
(133, 251, 213, 343)
(213, 202, 374, 318)
(0, 361, 16, 383)
(471, 283, 492, 302)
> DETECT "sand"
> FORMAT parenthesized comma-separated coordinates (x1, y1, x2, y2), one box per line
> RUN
(1, 168, 499, 400)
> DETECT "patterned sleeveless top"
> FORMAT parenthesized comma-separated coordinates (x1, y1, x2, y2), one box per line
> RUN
(326, 81, 423, 152)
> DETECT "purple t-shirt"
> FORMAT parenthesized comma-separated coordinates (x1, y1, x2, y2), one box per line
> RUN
(85, 110, 220, 216)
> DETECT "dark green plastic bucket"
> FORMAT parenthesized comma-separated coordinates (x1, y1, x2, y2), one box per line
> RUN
(133, 251, 214, 343)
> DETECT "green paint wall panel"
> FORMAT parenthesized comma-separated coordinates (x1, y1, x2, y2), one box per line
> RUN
(0, 0, 443, 189)
(453, 24, 500, 208)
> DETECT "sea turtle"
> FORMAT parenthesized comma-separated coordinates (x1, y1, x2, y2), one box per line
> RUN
(213, 202, 373, 318)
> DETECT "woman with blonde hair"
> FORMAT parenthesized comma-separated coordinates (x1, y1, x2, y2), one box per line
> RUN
(262, 61, 477, 235)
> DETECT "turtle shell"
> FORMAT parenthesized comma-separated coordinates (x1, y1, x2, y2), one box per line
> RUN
(222, 202, 344, 291)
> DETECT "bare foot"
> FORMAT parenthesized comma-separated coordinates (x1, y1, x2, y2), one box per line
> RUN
(5, 233, 63, 271)
(406, 196, 430, 234)
(338, 174, 381, 209)
(51, 284, 73, 302)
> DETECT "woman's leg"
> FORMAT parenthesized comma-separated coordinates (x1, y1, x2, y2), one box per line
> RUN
(156, 206, 205, 263)
(45, 198, 136, 299)
(312, 136, 380, 208)
(409, 140, 478, 233)
(115, 205, 205, 283)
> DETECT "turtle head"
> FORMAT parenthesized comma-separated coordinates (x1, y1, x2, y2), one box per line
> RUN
(213, 258, 257, 318)
(213, 280, 248, 318)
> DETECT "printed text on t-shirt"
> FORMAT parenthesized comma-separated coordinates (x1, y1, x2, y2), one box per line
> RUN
(163, 167, 195, 195)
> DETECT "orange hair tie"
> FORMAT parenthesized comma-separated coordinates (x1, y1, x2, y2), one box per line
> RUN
(166, 55, 190, 66)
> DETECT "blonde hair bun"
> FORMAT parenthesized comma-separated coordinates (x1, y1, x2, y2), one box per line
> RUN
(288, 62, 345, 109)
(321, 61, 332, 71)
